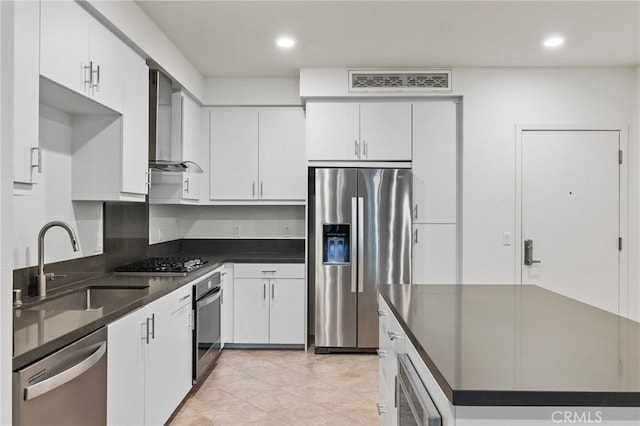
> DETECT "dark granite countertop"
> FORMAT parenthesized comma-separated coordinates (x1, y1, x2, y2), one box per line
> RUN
(13, 252, 304, 370)
(379, 284, 640, 407)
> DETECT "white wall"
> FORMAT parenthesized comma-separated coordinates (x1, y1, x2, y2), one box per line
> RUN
(0, 1, 12, 421)
(203, 77, 301, 106)
(85, 0, 204, 102)
(149, 204, 305, 244)
(12, 105, 104, 269)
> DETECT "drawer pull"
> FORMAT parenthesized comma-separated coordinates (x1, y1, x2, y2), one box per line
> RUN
(377, 309, 387, 317)
(377, 349, 387, 358)
(179, 294, 190, 302)
(377, 403, 387, 415)
(387, 331, 403, 341)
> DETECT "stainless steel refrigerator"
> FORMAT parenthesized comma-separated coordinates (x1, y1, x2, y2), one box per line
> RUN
(313, 168, 412, 352)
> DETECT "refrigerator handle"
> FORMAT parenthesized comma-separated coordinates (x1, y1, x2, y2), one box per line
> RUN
(358, 197, 364, 293)
(351, 197, 358, 293)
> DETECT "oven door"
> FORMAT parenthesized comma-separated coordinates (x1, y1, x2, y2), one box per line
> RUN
(397, 354, 441, 426)
(194, 287, 221, 382)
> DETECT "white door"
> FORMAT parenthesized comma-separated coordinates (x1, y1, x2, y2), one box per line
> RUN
(259, 108, 306, 200)
(412, 102, 457, 223)
(210, 109, 259, 200)
(88, 19, 123, 112)
(233, 278, 270, 343)
(360, 102, 412, 161)
(521, 130, 620, 314)
(306, 102, 360, 161)
(269, 278, 305, 344)
(40, 0, 90, 95)
(412, 224, 457, 284)
(165, 301, 193, 414)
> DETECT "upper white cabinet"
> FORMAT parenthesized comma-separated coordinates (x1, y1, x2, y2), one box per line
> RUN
(306, 101, 412, 161)
(210, 107, 305, 202)
(13, 0, 41, 185)
(71, 49, 149, 202)
(412, 102, 457, 224)
(40, 0, 123, 112)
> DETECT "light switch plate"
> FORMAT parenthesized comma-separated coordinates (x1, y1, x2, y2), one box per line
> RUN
(93, 236, 103, 253)
(233, 225, 241, 238)
(503, 232, 512, 246)
(284, 225, 291, 238)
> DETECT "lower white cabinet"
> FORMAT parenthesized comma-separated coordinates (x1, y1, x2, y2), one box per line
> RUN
(107, 286, 192, 425)
(220, 264, 234, 347)
(232, 263, 305, 345)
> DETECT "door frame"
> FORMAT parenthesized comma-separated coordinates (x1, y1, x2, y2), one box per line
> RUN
(514, 123, 629, 315)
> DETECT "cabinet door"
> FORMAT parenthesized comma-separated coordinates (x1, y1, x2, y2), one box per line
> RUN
(40, 0, 90, 95)
(13, 0, 40, 184)
(412, 224, 457, 284)
(107, 307, 147, 426)
(233, 278, 269, 344)
(413, 102, 457, 223)
(182, 172, 201, 200)
(221, 265, 234, 345)
(210, 109, 259, 200)
(121, 47, 149, 195)
(360, 102, 412, 161)
(259, 108, 306, 200)
(182, 92, 201, 162)
(269, 278, 305, 344)
(165, 301, 193, 415)
(88, 18, 123, 112)
(307, 102, 360, 161)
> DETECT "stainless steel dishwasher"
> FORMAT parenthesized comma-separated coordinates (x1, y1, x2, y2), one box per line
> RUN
(13, 327, 108, 426)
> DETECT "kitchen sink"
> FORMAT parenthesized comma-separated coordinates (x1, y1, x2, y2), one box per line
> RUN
(23, 286, 148, 312)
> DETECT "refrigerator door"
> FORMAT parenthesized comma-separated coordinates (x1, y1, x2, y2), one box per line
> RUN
(357, 168, 412, 348)
(314, 168, 358, 348)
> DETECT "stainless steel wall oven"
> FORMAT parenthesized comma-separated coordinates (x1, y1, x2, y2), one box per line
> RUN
(397, 353, 441, 426)
(193, 271, 221, 382)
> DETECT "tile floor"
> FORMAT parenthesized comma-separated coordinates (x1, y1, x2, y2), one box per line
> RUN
(169, 348, 379, 425)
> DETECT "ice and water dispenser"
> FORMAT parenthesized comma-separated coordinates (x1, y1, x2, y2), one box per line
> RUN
(322, 224, 350, 265)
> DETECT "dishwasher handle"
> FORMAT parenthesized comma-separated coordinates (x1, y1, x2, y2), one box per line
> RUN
(23, 341, 106, 401)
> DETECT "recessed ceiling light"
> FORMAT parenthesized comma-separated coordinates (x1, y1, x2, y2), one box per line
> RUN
(543, 36, 565, 48)
(276, 36, 296, 49)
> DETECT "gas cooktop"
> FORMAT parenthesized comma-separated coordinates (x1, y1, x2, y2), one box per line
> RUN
(114, 256, 208, 276)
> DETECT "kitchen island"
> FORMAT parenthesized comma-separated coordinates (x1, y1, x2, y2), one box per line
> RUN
(378, 284, 640, 425)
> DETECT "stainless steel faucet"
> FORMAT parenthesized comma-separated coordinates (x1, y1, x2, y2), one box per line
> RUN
(36, 221, 80, 297)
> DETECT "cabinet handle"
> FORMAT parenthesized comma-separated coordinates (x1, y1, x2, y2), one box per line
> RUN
(271, 282, 274, 299)
(84, 61, 93, 92)
(143, 318, 150, 344)
(377, 349, 387, 358)
(363, 140, 368, 157)
(179, 294, 190, 302)
(30, 147, 42, 173)
(414, 228, 418, 244)
(354, 140, 359, 157)
(263, 283, 266, 299)
(377, 403, 388, 415)
(414, 204, 418, 220)
(145, 171, 151, 188)
(260, 181, 264, 198)
(377, 309, 387, 317)
(150, 313, 155, 340)
(184, 177, 190, 194)
(221, 288, 224, 304)
(92, 64, 101, 91)
(387, 331, 403, 341)
(261, 270, 276, 274)
(252, 182, 256, 199)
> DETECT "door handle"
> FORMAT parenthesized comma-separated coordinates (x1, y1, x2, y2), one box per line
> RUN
(524, 239, 542, 265)
(357, 197, 364, 293)
(414, 228, 418, 244)
(376, 403, 388, 415)
(363, 140, 368, 157)
(150, 313, 155, 340)
(184, 177, 190, 194)
(260, 181, 264, 199)
(271, 282, 274, 299)
(354, 140, 359, 157)
(263, 283, 266, 299)
(414, 204, 418, 220)
(24, 342, 106, 401)
(31, 147, 42, 173)
(351, 197, 358, 293)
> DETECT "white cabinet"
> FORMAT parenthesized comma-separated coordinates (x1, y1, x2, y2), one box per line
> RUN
(232, 263, 305, 345)
(306, 101, 412, 161)
(411, 102, 458, 284)
(40, 0, 122, 112)
(107, 286, 192, 426)
(13, 0, 41, 185)
(220, 264, 234, 346)
(71, 48, 149, 202)
(149, 91, 202, 204)
(210, 108, 305, 202)
(377, 297, 405, 424)
(412, 224, 457, 284)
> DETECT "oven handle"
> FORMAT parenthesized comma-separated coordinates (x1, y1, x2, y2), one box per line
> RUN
(197, 288, 221, 308)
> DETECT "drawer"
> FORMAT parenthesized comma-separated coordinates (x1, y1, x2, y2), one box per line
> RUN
(234, 263, 304, 279)
(167, 285, 192, 313)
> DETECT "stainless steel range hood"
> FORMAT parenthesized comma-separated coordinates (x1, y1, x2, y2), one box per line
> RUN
(148, 70, 202, 173)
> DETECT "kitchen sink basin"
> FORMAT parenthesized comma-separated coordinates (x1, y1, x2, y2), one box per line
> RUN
(24, 286, 148, 312)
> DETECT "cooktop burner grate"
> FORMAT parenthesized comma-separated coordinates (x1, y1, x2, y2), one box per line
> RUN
(114, 256, 208, 276)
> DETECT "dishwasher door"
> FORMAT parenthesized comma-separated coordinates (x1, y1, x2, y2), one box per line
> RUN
(13, 327, 108, 426)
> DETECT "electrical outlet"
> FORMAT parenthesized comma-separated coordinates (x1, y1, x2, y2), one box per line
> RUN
(93, 236, 103, 253)
(503, 232, 512, 246)
(233, 225, 241, 238)
(158, 228, 165, 242)
(284, 225, 291, 238)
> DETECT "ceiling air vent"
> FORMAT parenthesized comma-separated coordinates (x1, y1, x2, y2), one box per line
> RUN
(348, 69, 451, 92)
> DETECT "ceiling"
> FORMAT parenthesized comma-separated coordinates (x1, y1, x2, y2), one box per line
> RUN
(136, 0, 640, 78)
